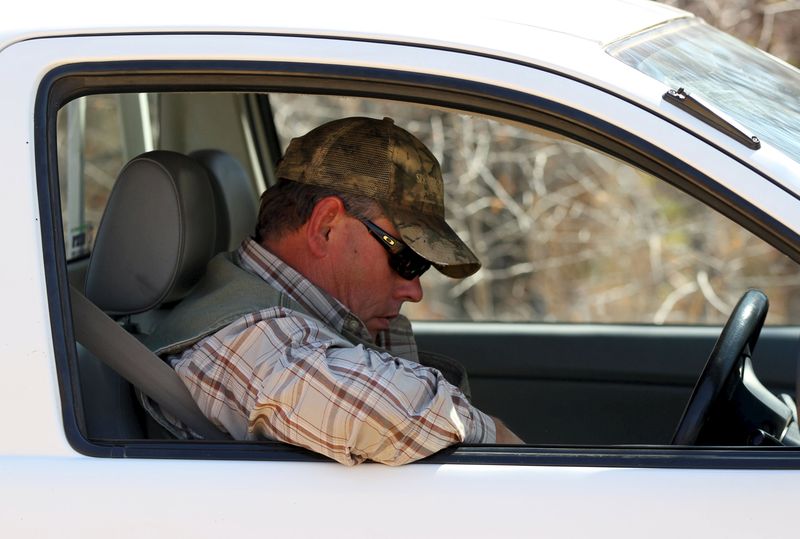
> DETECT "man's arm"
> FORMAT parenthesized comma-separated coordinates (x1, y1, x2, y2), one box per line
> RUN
(491, 416, 525, 444)
(242, 318, 497, 465)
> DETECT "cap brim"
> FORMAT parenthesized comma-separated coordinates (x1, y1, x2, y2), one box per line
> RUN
(386, 207, 481, 278)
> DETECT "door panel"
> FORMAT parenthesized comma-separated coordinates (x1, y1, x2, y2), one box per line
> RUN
(414, 323, 799, 444)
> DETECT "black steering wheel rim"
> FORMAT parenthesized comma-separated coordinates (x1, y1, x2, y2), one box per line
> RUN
(671, 289, 769, 445)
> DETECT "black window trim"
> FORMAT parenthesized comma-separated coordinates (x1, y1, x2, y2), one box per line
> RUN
(37, 58, 800, 469)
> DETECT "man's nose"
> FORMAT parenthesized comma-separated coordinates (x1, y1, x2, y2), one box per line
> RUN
(396, 275, 423, 303)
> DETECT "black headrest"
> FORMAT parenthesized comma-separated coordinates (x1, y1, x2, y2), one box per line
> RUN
(190, 149, 258, 253)
(85, 151, 217, 315)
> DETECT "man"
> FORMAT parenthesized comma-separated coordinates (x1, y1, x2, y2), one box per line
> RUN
(150, 116, 523, 465)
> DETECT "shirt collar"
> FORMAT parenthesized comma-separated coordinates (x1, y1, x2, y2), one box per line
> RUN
(236, 238, 375, 342)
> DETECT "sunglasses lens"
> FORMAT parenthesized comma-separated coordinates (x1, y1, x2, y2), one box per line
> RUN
(361, 219, 431, 280)
(389, 250, 431, 280)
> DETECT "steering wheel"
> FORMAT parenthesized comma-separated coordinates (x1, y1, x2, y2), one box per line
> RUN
(671, 289, 769, 445)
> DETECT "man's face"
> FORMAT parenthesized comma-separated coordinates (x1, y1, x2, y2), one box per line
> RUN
(331, 215, 424, 338)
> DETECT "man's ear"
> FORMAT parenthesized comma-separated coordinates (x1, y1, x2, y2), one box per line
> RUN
(306, 196, 348, 258)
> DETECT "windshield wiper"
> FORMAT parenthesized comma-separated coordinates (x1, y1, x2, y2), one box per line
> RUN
(664, 87, 761, 150)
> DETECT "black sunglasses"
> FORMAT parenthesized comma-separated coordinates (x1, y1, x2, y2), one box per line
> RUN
(361, 220, 431, 280)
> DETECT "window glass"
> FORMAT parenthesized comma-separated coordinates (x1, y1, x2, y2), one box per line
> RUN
(607, 18, 800, 165)
(270, 94, 800, 325)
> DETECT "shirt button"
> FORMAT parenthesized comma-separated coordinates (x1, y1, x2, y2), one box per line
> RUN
(345, 319, 359, 331)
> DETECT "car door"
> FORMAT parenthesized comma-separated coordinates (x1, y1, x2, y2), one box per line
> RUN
(4, 29, 800, 538)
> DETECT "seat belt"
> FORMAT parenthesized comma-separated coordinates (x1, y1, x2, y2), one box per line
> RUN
(70, 284, 228, 440)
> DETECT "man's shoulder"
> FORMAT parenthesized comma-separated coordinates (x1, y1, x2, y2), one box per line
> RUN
(146, 252, 304, 355)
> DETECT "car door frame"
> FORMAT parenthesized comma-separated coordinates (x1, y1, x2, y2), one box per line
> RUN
(24, 31, 800, 469)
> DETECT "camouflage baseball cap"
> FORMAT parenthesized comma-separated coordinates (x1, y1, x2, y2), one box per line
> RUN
(275, 116, 481, 278)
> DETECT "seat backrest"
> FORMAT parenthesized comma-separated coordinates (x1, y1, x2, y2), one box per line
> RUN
(79, 150, 218, 439)
(190, 149, 259, 253)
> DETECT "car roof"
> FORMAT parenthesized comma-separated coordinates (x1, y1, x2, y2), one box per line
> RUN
(24, 1, 799, 181)
(2, 0, 689, 53)
(0, 0, 694, 109)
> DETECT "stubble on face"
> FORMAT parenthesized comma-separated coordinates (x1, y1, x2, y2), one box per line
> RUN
(329, 217, 422, 340)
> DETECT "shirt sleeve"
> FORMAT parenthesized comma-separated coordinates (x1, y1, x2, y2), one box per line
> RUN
(244, 315, 496, 466)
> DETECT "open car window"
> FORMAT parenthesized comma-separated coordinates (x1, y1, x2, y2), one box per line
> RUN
(56, 87, 800, 460)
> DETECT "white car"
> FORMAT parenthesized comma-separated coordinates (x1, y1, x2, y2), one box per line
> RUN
(3, 0, 800, 536)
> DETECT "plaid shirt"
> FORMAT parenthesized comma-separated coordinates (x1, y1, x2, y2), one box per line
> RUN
(170, 239, 496, 465)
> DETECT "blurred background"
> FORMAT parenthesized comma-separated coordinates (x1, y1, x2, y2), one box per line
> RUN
(664, 0, 800, 65)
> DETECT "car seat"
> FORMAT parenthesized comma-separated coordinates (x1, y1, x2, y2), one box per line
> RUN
(77, 150, 218, 439)
(190, 149, 259, 253)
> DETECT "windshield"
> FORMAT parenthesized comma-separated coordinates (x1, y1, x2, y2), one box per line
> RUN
(607, 18, 800, 164)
